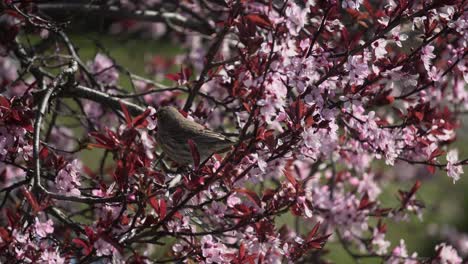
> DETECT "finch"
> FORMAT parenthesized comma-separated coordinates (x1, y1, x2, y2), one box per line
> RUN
(156, 106, 235, 166)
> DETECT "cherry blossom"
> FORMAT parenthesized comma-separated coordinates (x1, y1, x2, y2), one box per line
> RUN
(88, 53, 119, 85)
(201, 235, 230, 264)
(39, 249, 65, 264)
(387, 239, 419, 264)
(421, 45, 436, 72)
(342, 0, 363, 10)
(446, 149, 464, 183)
(34, 218, 54, 238)
(55, 159, 82, 196)
(372, 39, 388, 59)
(436, 243, 462, 264)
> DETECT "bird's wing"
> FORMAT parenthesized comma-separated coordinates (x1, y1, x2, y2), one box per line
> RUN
(191, 128, 236, 150)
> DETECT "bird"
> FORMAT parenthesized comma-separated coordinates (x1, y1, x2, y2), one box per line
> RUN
(156, 106, 236, 166)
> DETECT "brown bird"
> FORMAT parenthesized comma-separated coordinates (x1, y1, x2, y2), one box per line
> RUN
(156, 106, 235, 166)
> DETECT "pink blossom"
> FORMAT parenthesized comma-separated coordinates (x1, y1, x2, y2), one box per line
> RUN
(39, 29, 49, 39)
(357, 173, 381, 201)
(0, 164, 26, 188)
(146, 106, 157, 130)
(167, 216, 192, 233)
(372, 229, 390, 254)
(208, 201, 227, 218)
(449, 12, 468, 44)
(55, 159, 82, 196)
(6, 81, 29, 97)
(200, 235, 229, 263)
(301, 128, 322, 160)
(390, 26, 408, 47)
(82, 99, 104, 120)
(89, 53, 119, 85)
(186, 35, 206, 71)
(421, 45, 436, 72)
(446, 150, 463, 184)
(0, 136, 7, 157)
(285, 3, 309, 36)
(140, 22, 167, 39)
(436, 243, 462, 264)
(310, 185, 369, 238)
(437, 226, 468, 257)
(372, 39, 388, 59)
(227, 194, 241, 208)
(40, 249, 65, 264)
(34, 218, 54, 238)
(428, 66, 441, 81)
(0, 56, 18, 85)
(346, 55, 370, 85)
(387, 239, 419, 264)
(49, 126, 75, 152)
(240, 226, 283, 260)
(342, 0, 363, 9)
(94, 238, 119, 257)
(140, 130, 155, 160)
(296, 195, 313, 218)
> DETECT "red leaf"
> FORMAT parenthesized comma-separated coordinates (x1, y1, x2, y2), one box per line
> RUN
(245, 14, 272, 29)
(239, 242, 246, 258)
(187, 139, 200, 169)
(132, 108, 151, 128)
(295, 99, 305, 120)
(377, 220, 387, 233)
(427, 165, 436, 174)
(0, 227, 11, 243)
(306, 222, 321, 241)
(414, 111, 424, 121)
(182, 67, 192, 81)
(120, 102, 132, 127)
(82, 166, 97, 178)
(149, 197, 159, 212)
(89, 129, 121, 150)
(149, 197, 167, 219)
(21, 187, 41, 214)
(235, 188, 261, 207)
(386, 95, 395, 104)
(308, 241, 324, 249)
(410, 180, 422, 194)
(159, 199, 167, 219)
(341, 28, 349, 45)
(165, 73, 180, 82)
(87, 143, 114, 150)
(363, 0, 375, 16)
(429, 148, 445, 160)
(84, 226, 95, 241)
(358, 193, 375, 210)
(256, 127, 266, 140)
(172, 188, 184, 205)
(39, 147, 49, 160)
(284, 169, 297, 186)
(309, 234, 332, 249)
(0, 96, 10, 109)
(11, 110, 20, 121)
(304, 115, 315, 127)
(243, 102, 251, 113)
(72, 238, 92, 256)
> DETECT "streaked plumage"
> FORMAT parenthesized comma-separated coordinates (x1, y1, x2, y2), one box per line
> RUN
(156, 106, 235, 165)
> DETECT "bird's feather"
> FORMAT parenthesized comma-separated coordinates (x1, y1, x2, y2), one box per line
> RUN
(156, 106, 236, 165)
